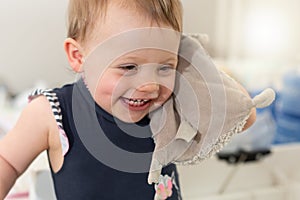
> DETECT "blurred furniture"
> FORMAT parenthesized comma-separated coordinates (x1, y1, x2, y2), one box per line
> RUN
(178, 144, 300, 200)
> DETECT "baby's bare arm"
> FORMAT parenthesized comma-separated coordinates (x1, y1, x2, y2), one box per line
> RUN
(0, 96, 55, 198)
(0, 154, 18, 198)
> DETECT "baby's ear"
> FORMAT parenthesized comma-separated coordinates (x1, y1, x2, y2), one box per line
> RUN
(64, 38, 84, 72)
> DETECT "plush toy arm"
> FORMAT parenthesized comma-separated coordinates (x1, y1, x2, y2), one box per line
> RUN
(252, 88, 276, 108)
(148, 120, 198, 184)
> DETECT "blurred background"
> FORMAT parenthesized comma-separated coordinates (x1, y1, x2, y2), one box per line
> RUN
(1, 0, 300, 199)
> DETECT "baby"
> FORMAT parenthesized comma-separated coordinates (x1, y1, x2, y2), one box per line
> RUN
(0, 0, 256, 200)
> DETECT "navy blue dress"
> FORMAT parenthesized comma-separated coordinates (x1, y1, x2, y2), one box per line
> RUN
(35, 79, 182, 200)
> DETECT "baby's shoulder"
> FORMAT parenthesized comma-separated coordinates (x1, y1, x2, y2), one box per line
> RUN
(28, 88, 70, 165)
(26, 93, 59, 134)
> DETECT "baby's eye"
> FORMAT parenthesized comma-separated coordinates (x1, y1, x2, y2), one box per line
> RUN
(119, 64, 138, 71)
(118, 64, 139, 75)
(158, 64, 175, 76)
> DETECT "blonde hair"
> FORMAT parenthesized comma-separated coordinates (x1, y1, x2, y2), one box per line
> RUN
(67, 0, 183, 44)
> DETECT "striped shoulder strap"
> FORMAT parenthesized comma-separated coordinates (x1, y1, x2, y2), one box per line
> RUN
(29, 89, 69, 156)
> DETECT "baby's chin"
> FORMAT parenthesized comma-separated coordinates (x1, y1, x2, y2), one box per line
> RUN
(110, 107, 148, 123)
(116, 113, 148, 124)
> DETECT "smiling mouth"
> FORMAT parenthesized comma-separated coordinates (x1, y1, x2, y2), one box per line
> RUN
(123, 98, 151, 107)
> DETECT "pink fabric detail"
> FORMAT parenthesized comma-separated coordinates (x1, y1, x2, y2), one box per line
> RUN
(5, 192, 29, 199)
(154, 175, 173, 200)
(28, 96, 33, 103)
(167, 179, 173, 191)
(59, 127, 69, 156)
(28, 94, 41, 103)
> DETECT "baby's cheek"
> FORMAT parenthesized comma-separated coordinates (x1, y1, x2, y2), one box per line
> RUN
(96, 75, 119, 95)
(93, 78, 118, 109)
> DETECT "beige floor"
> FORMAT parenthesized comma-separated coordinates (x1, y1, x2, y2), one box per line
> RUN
(178, 144, 300, 200)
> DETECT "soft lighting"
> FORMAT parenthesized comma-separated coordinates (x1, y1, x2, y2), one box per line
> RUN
(244, 10, 289, 56)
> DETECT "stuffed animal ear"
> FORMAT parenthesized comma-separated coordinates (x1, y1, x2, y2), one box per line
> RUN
(148, 35, 276, 184)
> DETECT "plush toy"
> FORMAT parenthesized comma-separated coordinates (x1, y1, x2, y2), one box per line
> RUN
(148, 35, 276, 184)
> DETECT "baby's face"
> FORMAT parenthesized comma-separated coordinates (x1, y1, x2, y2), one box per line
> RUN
(95, 49, 177, 123)
(82, 2, 180, 123)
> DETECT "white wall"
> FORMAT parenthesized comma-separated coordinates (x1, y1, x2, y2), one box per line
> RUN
(0, 0, 72, 94)
(182, 0, 300, 61)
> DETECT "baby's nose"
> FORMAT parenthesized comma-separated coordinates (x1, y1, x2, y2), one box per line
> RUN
(137, 82, 160, 93)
